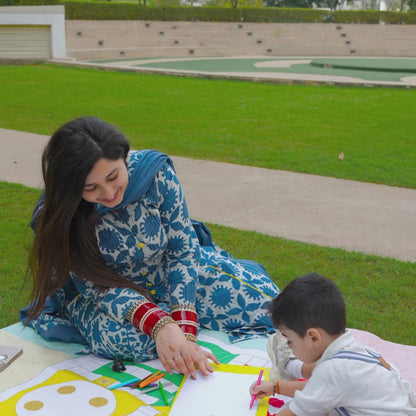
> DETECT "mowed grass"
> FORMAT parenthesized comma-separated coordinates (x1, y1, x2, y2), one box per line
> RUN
(0, 63, 415, 188)
(0, 63, 414, 346)
(1, 182, 415, 346)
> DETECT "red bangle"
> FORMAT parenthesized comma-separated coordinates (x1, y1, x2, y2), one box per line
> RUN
(131, 301, 171, 336)
(171, 309, 198, 336)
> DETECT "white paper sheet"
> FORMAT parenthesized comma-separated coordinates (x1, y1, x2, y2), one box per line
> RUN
(168, 369, 263, 416)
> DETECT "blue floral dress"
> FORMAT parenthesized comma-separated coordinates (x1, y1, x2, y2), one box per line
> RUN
(22, 150, 279, 361)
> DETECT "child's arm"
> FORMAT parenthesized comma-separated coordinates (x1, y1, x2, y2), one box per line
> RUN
(279, 379, 307, 397)
(249, 380, 305, 415)
(277, 407, 296, 415)
(249, 379, 307, 399)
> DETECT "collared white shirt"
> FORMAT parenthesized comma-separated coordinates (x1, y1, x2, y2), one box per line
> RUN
(289, 330, 416, 416)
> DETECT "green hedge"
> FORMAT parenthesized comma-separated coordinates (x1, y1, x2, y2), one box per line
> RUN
(63, 4, 416, 24)
(63, 2, 147, 19)
(330, 10, 381, 23)
(61, 3, 329, 22)
(239, 7, 328, 23)
(1, 1, 415, 24)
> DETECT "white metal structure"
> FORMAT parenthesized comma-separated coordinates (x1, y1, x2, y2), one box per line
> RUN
(0, 5, 66, 59)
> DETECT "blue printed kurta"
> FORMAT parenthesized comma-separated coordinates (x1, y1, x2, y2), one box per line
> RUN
(24, 151, 279, 361)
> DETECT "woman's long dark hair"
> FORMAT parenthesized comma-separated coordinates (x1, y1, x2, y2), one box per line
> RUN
(26, 116, 149, 321)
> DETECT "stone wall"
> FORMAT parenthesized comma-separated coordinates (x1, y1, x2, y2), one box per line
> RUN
(66, 20, 416, 61)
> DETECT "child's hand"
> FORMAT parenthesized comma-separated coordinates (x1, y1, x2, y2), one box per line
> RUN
(249, 380, 274, 400)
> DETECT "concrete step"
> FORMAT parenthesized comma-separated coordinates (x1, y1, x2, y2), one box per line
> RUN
(67, 36, 272, 49)
(65, 21, 416, 60)
(67, 45, 270, 60)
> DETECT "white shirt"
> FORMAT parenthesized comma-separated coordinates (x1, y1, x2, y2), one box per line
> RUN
(289, 330, 416, 416)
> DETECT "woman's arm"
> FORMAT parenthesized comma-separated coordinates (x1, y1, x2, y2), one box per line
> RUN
(155, 163, 200, 339)
(150, 162, 219, 376)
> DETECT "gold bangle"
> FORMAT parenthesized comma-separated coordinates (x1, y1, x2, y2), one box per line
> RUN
(151, 316, 177, 341)
(170, 303, 197, 313)
(185, 333, 197, 342)
(125, 299, 147, 323)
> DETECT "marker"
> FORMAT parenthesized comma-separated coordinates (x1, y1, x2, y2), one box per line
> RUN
(249, 369, 263, 410)
(137, 381, 172, 394)
(139, 371, 166, 388)
(130, 370, 162, 389)
(108, 377, 140, 390)
(137, 385, 160, 394)
(159, 381, 169, 405)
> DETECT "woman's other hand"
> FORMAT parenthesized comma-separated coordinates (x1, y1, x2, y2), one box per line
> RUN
(156, 322, 219, 378)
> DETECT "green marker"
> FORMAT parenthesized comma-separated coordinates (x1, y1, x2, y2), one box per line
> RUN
(159, 380, 169, 405)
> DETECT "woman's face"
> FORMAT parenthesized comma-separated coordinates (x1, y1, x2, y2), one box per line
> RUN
(82, 158, 128, 208)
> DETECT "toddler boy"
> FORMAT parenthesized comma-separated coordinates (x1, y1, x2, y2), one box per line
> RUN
(250, 272, 416, 415)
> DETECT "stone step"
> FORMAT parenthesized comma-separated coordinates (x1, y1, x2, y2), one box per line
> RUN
(65, 21, 416, 60)
(67, 36, 271, 49)
(67, 45, 273, 60)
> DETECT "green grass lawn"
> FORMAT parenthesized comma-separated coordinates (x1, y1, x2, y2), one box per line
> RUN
(0, 63, 415, 188)
(1, 182, 414, 346)
(0, 63, 415, 346)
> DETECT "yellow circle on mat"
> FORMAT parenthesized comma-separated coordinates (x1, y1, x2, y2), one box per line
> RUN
(57, 385, 76, 394)
(89, 397, 109, 408)
(24, 400, 44, 410)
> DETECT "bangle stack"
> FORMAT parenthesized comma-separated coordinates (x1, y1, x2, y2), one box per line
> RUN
(125, 299, 147, 323)
(126, 300, 174, 338)
(171, 304, 198, 341)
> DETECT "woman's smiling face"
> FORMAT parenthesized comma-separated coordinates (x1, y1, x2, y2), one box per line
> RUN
(82, 158, 128, 208)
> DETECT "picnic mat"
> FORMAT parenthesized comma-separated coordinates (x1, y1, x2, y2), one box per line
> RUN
(0, 323, 415, 415)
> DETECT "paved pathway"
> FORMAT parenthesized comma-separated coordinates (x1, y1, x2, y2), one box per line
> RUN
(1, 127, 415, 262)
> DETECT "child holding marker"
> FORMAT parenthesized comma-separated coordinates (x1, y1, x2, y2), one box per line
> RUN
(250, 273, 416, 416)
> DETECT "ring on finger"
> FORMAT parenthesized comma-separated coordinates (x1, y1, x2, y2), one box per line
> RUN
(173, 355, 181, 361)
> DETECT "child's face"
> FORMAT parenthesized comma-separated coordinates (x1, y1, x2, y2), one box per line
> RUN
(278, 325, 324, 364)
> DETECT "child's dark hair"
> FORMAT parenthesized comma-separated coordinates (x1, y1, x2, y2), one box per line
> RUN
(268, 272, 346, 337)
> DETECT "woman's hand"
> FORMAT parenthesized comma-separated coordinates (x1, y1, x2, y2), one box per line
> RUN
(249, 380, 274, 400)
(155, 322, 219, 378)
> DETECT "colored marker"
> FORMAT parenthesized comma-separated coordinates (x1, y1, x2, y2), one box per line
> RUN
(139, 371, 166, 388)
(108, 377, 140, 390)
(159, 381, 169, 405)
(137, 385, 160, 394)
(137, 380, 172, 394)
(249, 369, 264, 410)
(130, 370, 162, 389)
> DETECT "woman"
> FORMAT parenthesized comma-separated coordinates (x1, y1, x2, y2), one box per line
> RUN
(22, 116, 279, 378)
